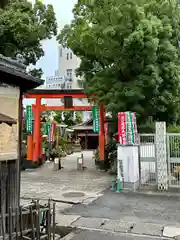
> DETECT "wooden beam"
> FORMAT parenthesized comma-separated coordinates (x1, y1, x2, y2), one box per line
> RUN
(32, 104, 92, 111)
(24, 93, 86, 99)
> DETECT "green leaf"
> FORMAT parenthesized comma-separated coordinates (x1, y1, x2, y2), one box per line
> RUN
(0, 0, 57, 65)
(57, 0, 180, 125)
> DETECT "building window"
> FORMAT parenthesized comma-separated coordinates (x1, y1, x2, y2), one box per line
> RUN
(67, 83, 72, 89)
(70, 52, 72, 59)
(66, 69, 72, 79)
(67, 53, 69, 60)
(61, 83, 65, 89)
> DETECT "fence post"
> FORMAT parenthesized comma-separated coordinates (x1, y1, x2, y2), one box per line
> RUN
(155, 122, 168, 190)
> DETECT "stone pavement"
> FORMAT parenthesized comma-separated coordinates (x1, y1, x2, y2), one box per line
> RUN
(20, 150, 110, 209)
(58, 215, 180, 239)
(61, 229, 170, 240)
(20, 151, 180, 239)
(59, 190, 180, 239)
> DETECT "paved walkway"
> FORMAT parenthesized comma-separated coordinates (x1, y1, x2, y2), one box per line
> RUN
(60, 190, 180, 239)
(21, 151, 110, 209)
(21, 151, 180, 239)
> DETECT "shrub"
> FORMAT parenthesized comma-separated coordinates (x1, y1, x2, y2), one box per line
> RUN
(167, 124, 180, 133)
(138, 122, 155, 133)
(93, 149, 100, 166)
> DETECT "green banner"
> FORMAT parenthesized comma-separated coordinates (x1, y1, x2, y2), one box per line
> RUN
(26, 105, 33, 133)
(125, 111, 136, 145)
(45, 123, 51, 136)
(92, 106, 100, 132)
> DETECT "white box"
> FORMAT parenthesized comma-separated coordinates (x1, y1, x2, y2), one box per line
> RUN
(117, 145, 139, 191)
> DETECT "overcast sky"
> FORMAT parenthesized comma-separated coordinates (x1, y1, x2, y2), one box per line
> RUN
(24, 0, 77, 105)
(32, 0, 77, 79)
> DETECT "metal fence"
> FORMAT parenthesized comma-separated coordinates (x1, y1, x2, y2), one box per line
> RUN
(167, 133, 180, 188)
(138, 134, 157, 189)
(0, 199, 56, 240)
(139, 133, 180, 189)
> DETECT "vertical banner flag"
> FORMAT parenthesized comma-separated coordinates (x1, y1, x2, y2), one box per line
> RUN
(118, 112, 137, 145)
(105, 123, 108, 137)
(49, 122, 56, 142)
(118, 112, 127, 145)
(92, 106, 100, 132)
(132, 112, 138, 144)
(47, 123, 52, 143)
(105, 123, 108, 144)
(26, 105, 33, 133)
(45, 123, 51, 136)
(126, 112, 133, 144)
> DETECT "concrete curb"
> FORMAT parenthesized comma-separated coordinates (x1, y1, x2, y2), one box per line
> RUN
(60, 232, 76, 240)
(119, 189, 180, 198)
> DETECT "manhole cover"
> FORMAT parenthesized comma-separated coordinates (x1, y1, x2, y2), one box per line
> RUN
(63, 192, 85, 198)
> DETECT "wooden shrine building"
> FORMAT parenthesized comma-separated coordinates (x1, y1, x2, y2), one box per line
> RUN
(71, 119, 99, 150)
(0, 54, 43, 234)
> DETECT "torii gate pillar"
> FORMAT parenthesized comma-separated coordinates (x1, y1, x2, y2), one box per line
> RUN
(99, 105, 105, 169)
(33, 97, 41, 162)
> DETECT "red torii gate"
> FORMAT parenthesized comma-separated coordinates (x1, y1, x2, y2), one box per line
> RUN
(24, 89, 106, 169)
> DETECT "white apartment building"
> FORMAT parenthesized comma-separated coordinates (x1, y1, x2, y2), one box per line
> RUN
(35, 45, 91, 121)
(56, 46, 81, 89)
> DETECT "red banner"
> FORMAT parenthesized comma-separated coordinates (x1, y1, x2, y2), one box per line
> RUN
(118, 112, 127, 145)
(50, 122, 56, 142)
(105, 123, 108, 136)
(104, 123, 108, 144)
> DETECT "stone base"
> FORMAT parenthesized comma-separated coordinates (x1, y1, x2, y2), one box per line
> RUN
(99, 160, 105, 170)
(73, 145, 82, 152)
(22, 158, 44, 170)
(53, 158, 62, 171)
(123, 180, 140, 192)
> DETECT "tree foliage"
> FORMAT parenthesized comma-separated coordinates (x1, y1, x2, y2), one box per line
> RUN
(0, 0, 57, 66)
(54, 111, 83, 126)
(57, 0, 180, 124)
(28, 68, 43, 78)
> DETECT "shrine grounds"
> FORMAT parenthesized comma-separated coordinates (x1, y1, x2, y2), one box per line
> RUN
(20, 151, 180, 240)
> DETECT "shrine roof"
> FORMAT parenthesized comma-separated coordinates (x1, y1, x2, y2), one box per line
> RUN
(0, 55, 43, 92)
(71, 119, 93, 130)
(0, 113, 17, 126)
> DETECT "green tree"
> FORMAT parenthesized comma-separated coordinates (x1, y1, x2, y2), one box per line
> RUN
(0, 0, 57, 66)
(57, 0, 180, 125)
(28, 68, 43, 78)
(54, 111, 83, 126)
